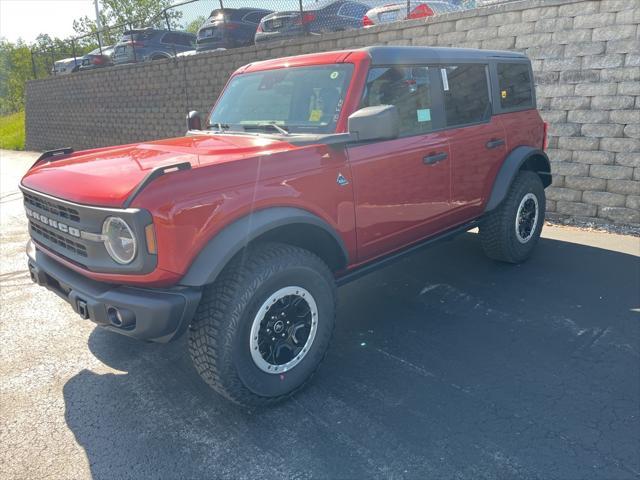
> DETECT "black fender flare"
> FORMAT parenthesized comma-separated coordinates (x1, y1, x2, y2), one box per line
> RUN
(484, 146, 551, 212)
(178, 207, 348, 287)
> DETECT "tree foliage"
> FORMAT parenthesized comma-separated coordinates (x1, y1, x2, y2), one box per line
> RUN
(73, 0, 182, 44)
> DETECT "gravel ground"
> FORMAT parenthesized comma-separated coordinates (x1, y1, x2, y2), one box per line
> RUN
(1, 150, 639, 479)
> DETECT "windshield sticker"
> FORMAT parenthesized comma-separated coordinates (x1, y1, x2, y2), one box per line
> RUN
(309, 109, 323, 122)
(330, 71, 339, 80)
(417, 109, 431, 122)
(441, 68, 449, 91)
(501, 90, 508, 99)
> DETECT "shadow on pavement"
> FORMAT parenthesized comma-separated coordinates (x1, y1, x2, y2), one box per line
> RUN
(64, 233, 639, 479)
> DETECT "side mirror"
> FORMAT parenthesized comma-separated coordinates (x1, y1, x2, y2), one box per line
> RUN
(348, 105, 399, 142)
(186, 110, 202, 131)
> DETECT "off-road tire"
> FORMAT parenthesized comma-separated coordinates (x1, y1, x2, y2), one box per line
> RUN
(479, 171, 545, 264)
(188, 242, 336, 407)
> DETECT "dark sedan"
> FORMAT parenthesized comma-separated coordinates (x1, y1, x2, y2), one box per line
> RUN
(255, 0, 371, 44)
(78, 46, 114, 71)
(196, 8, 272, 51)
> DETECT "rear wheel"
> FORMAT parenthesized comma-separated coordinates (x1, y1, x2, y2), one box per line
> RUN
(188, 242, 336, 407)
(479, 171, 545, 263)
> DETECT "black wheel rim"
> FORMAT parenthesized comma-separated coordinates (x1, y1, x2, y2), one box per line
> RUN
(250, 287, 318, 373)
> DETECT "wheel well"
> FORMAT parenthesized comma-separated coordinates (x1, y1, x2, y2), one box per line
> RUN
(520, 154, 551, 187)
(251, 223, 347, 271)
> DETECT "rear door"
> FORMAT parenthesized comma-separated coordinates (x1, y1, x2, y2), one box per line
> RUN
(439, 63, 507, 223)
(347, 65, 452, 261)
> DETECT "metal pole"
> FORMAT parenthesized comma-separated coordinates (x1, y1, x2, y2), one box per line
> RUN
(299, 0, 306, 35)
(129, 23, 137, 63)
(219, 1, 224, 9)
(407, 0, 411, 18)
(94, 0, 103, 46)
(72, 39, 77, 69)
(31, 51, 37, 79)
(50, 48, 55, 76)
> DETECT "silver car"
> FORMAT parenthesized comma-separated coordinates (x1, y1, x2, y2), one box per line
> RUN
(363, 1, 464, 26)
(51, 57, 83, 75)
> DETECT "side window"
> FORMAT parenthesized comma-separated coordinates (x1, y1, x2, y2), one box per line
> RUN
(361, 66, 434, 137)
(243, 11, 265, 24)
(161, 33, 175, 44)
(498, 62, 533, 110)
(442, 64, 491, 127)
(338, 2, 368, 19)
(178, 34, 195, 47)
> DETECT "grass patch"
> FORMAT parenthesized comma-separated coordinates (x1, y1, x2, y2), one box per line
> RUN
(0, 111, 25, 150)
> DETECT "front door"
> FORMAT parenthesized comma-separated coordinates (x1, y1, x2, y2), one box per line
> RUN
(347, 65, 452, 262)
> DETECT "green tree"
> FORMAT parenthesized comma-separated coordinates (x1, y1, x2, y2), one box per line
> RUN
(186, 16, 206, 35)
(73, 0, 183, 42)
(0, 39, 33, 115)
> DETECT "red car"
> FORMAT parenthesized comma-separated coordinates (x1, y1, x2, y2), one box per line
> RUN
(22, 46, 550, 406)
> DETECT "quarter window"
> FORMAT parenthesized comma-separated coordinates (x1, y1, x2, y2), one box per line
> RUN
(361, 66, 434, 136)
(442, 64, 491, 127)
(498, 62, 533, 110)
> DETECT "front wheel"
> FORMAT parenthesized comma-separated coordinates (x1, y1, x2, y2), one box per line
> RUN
(188, 242, 336, 407)
(479, 171, 546, 264)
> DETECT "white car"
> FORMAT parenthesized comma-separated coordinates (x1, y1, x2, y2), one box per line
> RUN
(51, 57, 83, 75)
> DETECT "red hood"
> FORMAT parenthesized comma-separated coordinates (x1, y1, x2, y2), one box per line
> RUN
(21, 134, 298, 207)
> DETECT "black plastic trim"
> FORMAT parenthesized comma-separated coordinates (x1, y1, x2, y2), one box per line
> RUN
(28, 242, 201, 343)
(31, 147, 74, 168)
(363, 46, 526, 66)
(484, 146, 551, 212)
(336, 219, 480, 286)
(179, 207, 348, 287)
(123, 161, 192, 208)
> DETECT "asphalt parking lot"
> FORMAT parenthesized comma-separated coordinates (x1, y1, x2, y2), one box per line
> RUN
(1, 149, 639, 480)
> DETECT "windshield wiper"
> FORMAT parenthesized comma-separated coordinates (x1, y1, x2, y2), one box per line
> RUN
(210, 122, 231, 132)
(243, 123, 290, 136)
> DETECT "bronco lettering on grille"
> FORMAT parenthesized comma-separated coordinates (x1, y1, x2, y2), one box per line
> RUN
(25, 207, 81, 238)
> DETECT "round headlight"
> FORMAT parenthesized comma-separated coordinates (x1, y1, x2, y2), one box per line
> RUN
(102, 217, 137, 264)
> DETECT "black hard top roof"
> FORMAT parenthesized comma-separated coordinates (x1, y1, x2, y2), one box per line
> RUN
(359, 46, 528, 65)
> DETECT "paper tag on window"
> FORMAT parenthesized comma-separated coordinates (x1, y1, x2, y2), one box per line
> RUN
(441, 68, 449, 91)
(309, 109, 323, 122)
(417, 109, 431, 122)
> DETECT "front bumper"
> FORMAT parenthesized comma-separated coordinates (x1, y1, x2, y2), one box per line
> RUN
(27, 240, 201, 343)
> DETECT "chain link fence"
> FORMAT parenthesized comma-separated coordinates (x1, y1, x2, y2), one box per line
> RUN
(30, 0, 518, 79)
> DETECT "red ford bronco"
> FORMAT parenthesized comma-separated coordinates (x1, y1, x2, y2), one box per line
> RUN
(22, 46, 550, 406)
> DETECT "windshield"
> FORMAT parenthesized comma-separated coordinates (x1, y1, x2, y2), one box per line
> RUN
(209, 64, 354, 135)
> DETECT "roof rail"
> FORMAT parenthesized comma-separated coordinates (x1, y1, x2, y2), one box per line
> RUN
(123, 161, 192, 208)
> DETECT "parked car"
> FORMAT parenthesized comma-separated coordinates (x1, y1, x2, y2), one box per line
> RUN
(51, 57, 82, 75)
(78, 45, 114, 71)
(112, 28, 196, 64)
(22, 46, 549, 407)
(255, 0, 370, 44)
(196, 8, 272, 51)
(363, 1, 464, 26)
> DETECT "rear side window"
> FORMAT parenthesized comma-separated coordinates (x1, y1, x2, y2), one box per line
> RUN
(442, 64, 490, 127)
(498, 62, 533, 110)
(338, 2, 368, 19)
(361, 66, 434, 136)
(243, 11, 267, 24)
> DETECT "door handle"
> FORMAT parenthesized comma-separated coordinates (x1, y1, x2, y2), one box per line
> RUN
(486, 138, 505, 149)
(423, 152, 448, 165)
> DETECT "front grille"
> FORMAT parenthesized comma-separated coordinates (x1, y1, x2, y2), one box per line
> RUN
(30, 221, 88, 258)
(23, 192, 81, 223)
